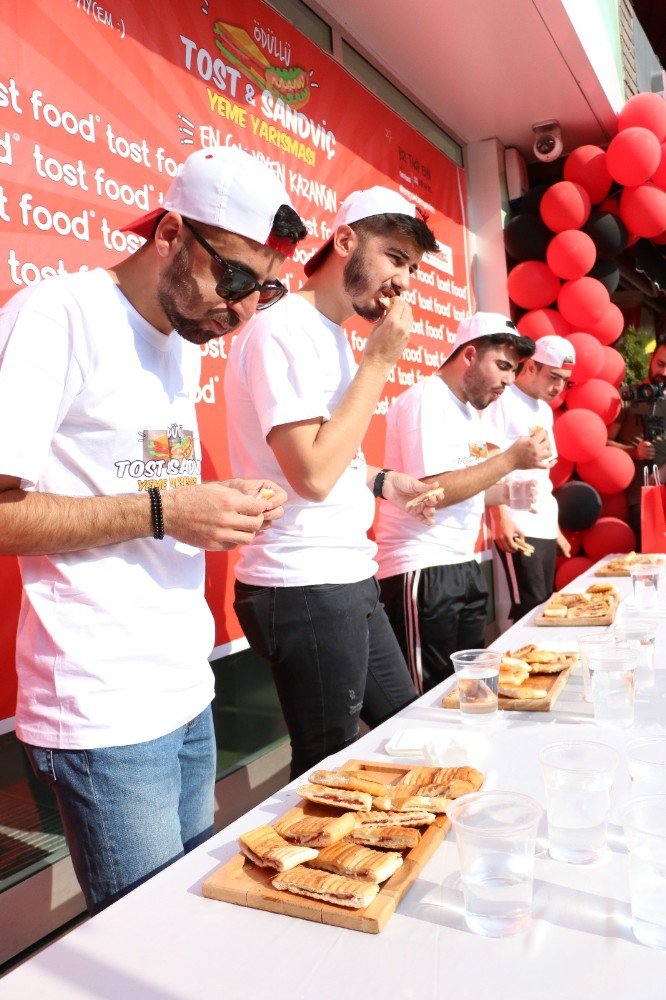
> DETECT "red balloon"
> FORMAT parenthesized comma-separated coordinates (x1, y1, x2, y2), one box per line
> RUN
(540, 182, 591, 233)
(549, 455, 574, 490)
(558, 277, 610, 328)
(546, 230, 596, 280)
(516, 308, 571, 340)
(582, 517, 636, 561)
(587, 304, 624, 346)
(561, 527, 583, 557)
(597, 345, 626, 387)
(566, 332, 604, 383)
(555, 556, 594, 590)
(576, 446, 635, 493)
(566, 379, 622, 424)
(563, 145, 612, 204)
(554, 409, 607, 462)
(620, 184, 666, 238)
(600, 491, 629, 521)
(507, 261, 560, 310)
(653, 229, 666, 244)
(618, 92, 666, 142)
(651, 142, 666, 190)
(606, 127, 662, 186)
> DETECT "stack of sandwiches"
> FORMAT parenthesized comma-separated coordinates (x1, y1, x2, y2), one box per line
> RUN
(539, 583, 618, 621)
(236, 764, 484, 910)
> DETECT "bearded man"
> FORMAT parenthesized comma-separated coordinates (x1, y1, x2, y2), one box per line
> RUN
(225, 187, 439, 778)
(0, 146, 306, 913)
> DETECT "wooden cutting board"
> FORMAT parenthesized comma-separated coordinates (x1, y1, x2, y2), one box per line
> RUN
(441, 665, 572, 713)
(201, 759, 483, 934)
(534, 604, 616, 626)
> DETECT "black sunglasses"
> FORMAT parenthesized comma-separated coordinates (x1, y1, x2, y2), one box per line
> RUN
(183, 220, 287, 310)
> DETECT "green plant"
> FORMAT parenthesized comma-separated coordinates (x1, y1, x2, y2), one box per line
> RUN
(617, 325, 652, 385)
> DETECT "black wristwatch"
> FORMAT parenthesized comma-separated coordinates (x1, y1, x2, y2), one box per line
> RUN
(372, 469, 392, 498)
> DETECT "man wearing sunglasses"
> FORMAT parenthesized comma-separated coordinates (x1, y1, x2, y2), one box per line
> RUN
(0, 146, 306, 914)
(485, 335, 576, 622)
(225, 187, 441, 780)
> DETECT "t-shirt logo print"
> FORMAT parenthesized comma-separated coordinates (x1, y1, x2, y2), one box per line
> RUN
(469, 442, 488, 460)
(144, 425, 194, 462)
(113, 424, 201, 484)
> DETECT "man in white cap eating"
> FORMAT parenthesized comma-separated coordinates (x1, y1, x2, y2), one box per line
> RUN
(485, 333, 575, 621)
(0, 146, 307, 912)
(225, 185, 440, 778)
(376, 312, 552, 693)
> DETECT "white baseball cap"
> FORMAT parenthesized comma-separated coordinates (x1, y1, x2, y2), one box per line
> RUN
(122, 146, 296, 252)
(532, 334, 576, 372)
(452, 312, 521, 350)
(303, 185, 418, 276)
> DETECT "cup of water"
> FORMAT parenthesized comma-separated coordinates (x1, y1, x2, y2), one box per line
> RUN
(450, 650, 500, 728)
(588, 649, 638, 730)
(628, 563, 663, 613)
(540, 741, 619, 864)
(622, 795, 666, 949)
(613, 620, 657, 692)
(627, 738, 666, 798)
(447, 790, 542, 937)
(577, 633, 616, 703)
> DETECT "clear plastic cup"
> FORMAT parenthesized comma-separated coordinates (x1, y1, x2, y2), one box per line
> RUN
(447, 790, 542, 937)
(588, 649, 638, 730)
(508, 477, 533, 510)
(629, 563, 663, 613)
(613, 620, 657, 692)
(622, 795, 666, 949)
(450, 650, 500, 728)
(540, 741, 619, 864)
(627, 738, 666, 798)
(577, 633, 615, 703)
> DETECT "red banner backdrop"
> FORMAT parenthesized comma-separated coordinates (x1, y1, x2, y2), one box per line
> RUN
(0, 0, 472, 722)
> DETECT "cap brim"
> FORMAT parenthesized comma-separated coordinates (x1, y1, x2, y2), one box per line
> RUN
(303, 237, 334, 277)
(120, 208, 166, 240)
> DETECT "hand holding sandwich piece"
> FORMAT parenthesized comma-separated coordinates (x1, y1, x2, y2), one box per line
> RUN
(222, 478, 287, 528)
(506, 429, 552, 470)
(382, 473, 443, 524)
(365, 294, 413, 369)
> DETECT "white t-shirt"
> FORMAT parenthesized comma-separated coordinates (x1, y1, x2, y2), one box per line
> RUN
(376, 375, 487, 577)
(0, 269, 215, 750)
(224, 294, 376, 586)
(483, 383, 558, 539)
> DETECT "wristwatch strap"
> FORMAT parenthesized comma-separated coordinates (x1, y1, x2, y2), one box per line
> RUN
(372, 469, 391, 499)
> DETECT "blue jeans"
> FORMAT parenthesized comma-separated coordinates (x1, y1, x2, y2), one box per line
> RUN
(24, 705, 216, 914)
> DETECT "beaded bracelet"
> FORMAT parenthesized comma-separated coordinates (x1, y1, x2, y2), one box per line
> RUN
(148, 486, 165, 540)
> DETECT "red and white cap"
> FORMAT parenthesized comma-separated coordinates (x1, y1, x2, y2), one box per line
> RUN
(532, 334, 576, 372)
(303, 185, 417, 276)
(452, 312, 520, 350)
(121, 146, 295, 253)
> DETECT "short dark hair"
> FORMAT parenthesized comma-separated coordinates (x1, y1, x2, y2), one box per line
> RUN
(350, 212, 439, 255)
(446, 332, 535, 365)
(271, 204, 308, 246)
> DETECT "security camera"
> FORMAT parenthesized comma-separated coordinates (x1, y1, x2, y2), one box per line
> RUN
(532, 121, 563, 163)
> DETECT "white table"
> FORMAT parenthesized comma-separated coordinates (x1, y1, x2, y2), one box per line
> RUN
(2, 557, 665, 999)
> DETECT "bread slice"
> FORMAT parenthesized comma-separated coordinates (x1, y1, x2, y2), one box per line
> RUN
(348, 824, 421, 851)
(308, 841, 403, 883)
(372, 793, 450, 814)
(395, 766, 483, 795)
(238, 825, 318, 871)
(498, 682, 548, 700)
(354, 809, 435, 827)
(273, 812, 356, 848)
(309, 769, 390, 797)
(296, 784, 372, 811)
(272, 865, 379, 909)
(405, 486, 445, 510)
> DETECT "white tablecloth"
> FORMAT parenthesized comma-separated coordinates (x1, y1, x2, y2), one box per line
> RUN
(2, 557, 665, 999)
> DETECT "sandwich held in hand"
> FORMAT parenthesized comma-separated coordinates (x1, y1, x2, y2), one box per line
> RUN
(405, 486, 446, 511)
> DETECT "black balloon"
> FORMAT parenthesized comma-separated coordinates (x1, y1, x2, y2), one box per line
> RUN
(519, 183, 550, 216)
(554, 481, 602, 531)
(582, 211, 628, 260)
(589, 258, 620, 293)
(504, 214, 552, 261)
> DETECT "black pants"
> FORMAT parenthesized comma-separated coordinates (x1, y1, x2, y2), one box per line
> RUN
(234, 577, 417, 780)
(379, 560, 489, 694)
(495, 536, 557, 622)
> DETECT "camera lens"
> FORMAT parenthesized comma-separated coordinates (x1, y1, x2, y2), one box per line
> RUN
(535, 136, 556, 155)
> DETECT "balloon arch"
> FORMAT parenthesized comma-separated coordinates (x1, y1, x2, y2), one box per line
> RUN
(504, 91, 666, 567)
